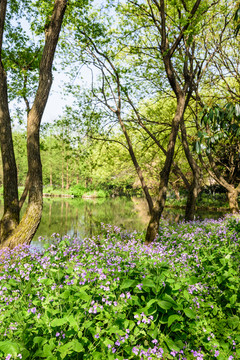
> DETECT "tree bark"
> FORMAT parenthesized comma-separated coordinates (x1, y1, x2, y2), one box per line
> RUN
(180, 118, 201, 221)
(185, 177, 199, 221)
(66, 157, 69, 190)
(227, 188, 239, 214)
(0, 0, 19, 241)
(0, 0, 67, 249)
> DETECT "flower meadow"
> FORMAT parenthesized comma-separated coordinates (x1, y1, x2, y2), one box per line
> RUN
(0, 216, 240, 360)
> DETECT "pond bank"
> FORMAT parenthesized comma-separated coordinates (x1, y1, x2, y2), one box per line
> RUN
(43, 193, 74, 198)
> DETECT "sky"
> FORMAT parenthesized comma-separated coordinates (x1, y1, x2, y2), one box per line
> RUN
(42, 64, 93, 124)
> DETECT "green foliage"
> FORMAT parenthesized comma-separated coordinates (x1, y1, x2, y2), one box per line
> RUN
(194, 102, 240, 188)
(69, 185, 109, 198)
(69, 184, 86, 197)
(234, 3, 240, 35)
(1, 216, 240, 359)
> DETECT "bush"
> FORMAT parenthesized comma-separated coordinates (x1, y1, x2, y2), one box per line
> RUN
(69, 184, 86, 198)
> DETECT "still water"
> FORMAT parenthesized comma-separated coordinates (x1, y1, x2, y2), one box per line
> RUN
(0, 197, 227, 245)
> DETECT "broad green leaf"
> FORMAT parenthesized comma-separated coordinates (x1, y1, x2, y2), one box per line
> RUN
(120, 279, 137, 289)
(75, 290, 91, 301)
(188, 276, 199, 285)
(162, 294, 177, 307)
(168, 314, 183, 327)
(183, 290, 190, 301)
(142, 279, 156, 288)
(158, 300, 173, 310)
(0, 341, 20, 355)
(227, 316, 239, 329)
(195, 141, 201, 154)
(230, 294, 237, 306)
(183, 308, 196, 319)
(67, 314, 79, 330)
(51, 317, 68, 327)
(165, 338, 180, 352)
(60, 290, 71, 299)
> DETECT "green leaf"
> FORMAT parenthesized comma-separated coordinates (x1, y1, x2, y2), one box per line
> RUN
(158, 300, 173, 310)
(58, 342, 74, 358)
(142, 279, 156, 288)
(195, 141, 201, 154)
(162, 294, 177, 307)
(209, 108, 214, 121)
(0, 341, 20, 355)
(230, 294, 237, 306)
(183, 308, 196, 319)
(8, 278, 18, 286)
(168, 314, 183, 327)
(60, 290, 71, 299)
(165, 338, 180, 352)
(42, 343, 55, 357)
(51, 317, 68, 327)
(75, 290, 91, 302)
(66, 315, 79, 330)
(146, 299, 158, 308)
(189, 276, 199, 285)
(227, 316, 239, 329)
(33, 337, 48, 346)
(120, 279, 137, 289)
(183, 290, 190, 301)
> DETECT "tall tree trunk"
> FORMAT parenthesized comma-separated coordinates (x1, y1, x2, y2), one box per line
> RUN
(0, 0, 19, 242)
(62, 144, 65, 190)
(66, 157, 69, 190)
(50, 168, 53, 187)
(185, 176, 200, 221)
(227, 188, 239, 214)
(0, 0, 67, 249)
(145, 94, 186, 243)
(180, 119, 201, 221)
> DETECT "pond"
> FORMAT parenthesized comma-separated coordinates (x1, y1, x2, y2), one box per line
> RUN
(0, 196, 228, 246)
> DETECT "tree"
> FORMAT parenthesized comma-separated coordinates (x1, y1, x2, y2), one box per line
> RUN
(189, 1, 240, 213)
(196, 103, 240, 213)
(0, 0, 67, 249)
(66, 0, 213, 242)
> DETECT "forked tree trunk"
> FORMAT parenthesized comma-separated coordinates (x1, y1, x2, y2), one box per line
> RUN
(145, 94, 186, 243)
(0, 0, 67, 249)
(144, 0, 202, 243)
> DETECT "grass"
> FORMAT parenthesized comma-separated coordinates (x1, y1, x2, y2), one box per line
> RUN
(0, 215, 240, 359)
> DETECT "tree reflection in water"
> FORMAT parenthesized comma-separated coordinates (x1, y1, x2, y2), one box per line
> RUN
(0, 197, 227, 246)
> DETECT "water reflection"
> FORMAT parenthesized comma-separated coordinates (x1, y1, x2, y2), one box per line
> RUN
(0, 197, 228, 246)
